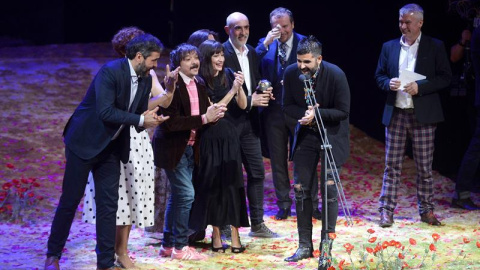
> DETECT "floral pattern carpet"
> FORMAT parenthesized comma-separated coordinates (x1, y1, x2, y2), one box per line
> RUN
(0, 44, 479, 270)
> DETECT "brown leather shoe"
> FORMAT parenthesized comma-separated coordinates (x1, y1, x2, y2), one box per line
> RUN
(420, 211, 442, 226)
(44, 256, 60, 270)
(379, 210, 394, 228)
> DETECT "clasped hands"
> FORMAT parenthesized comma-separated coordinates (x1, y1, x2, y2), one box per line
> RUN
(299, 104, 319, 125)
(143, 107, 169, 128)
(389, 78, 418, 96)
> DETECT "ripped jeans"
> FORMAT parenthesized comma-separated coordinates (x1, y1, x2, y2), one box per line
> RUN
(292, 131, 340, 247)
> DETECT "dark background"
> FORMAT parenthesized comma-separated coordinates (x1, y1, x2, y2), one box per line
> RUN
(1, 0, 474, 174)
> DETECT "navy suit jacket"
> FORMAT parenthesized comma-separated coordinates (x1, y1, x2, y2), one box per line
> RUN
(256, 32, 306, 95)
(223, 40, 262, 134)
(283, 61, 351, 166)
(63, 58, 151, 163)
(375, 35, 452, 125)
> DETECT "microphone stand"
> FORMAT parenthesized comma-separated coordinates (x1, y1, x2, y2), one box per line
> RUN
(300, 76, 353, 269)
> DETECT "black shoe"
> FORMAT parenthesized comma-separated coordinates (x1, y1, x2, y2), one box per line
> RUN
(379, 210, 394, 228)
(284, 247, 313, 262)
(249, 223, 279, 238)
(312, 208, 322, 220)
(420, 211, 442, 226)
(452, 198, 480, 210)
(211, 237, 227, 253)
(275, 208, 291, 220)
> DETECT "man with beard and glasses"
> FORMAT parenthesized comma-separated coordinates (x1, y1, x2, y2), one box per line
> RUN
(222, 11, 279, 238)
(282, 36, 350, 270)
(375, 3, 451, 228)
(45, 34, 167, 270)
(153, 43, 227, 260)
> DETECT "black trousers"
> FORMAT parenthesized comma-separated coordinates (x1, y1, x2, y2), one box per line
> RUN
(262, 104, 319, 210)
(292, 130, 339, 248)
(47, 141, 121, 269)
(236, 119, 265, 226)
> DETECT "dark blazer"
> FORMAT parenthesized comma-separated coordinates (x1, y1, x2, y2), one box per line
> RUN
(152, 75, 211, 170)
(283, 61, 351, 166)
(375, 34, 452, 126)
(63, 58, 151, 163)
(256, 32, 306, 94)
(223, 40, 262, 134)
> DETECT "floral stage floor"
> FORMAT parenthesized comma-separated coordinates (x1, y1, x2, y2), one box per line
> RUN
(0, 44, 479, 270)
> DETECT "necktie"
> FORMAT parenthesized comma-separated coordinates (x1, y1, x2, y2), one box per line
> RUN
(279, 42, 287, 66)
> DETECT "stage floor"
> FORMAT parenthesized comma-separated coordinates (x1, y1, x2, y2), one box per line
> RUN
(0, 43, 479, 269)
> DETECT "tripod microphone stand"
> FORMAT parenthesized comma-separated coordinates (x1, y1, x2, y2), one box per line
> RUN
(299, 74, 353, 269)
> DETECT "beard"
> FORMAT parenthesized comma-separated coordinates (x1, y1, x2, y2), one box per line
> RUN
(135, 60, 149, 77)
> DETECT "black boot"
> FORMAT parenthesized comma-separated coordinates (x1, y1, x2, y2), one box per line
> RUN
(285, 189, 314, 262)
(284, 247, 314, 262)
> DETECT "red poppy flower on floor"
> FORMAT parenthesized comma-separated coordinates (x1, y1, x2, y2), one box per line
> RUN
(343, 243, 354, 254)
(432, 233, 440, 243)
(367, 228, 375, 234)
(6, 163, 15, 169)
(398, 253, 405, 259)
(327, 266, 335, 270)
(463, 238, 471, 244)
(477, 241, 480, 248)
(409, 238, 417, 246)
(429, 243, 436, 252)
(328, 233, 337, 240)
(366, 247, 373, 254)
(368, 237, 377, 243)
(338, 259, 345, 270)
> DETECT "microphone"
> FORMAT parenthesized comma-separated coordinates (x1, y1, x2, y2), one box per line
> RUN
(299, 74, 311, 82)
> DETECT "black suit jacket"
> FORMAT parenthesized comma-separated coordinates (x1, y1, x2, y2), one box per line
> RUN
(223, 40, 262, 134)
(375, 34, 452, 125)
(283, 61, 351, 166)
(152, 75, 211, 170)
(63, 58, 151, 163)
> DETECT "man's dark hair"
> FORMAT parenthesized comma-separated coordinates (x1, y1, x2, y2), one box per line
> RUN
(270, 7, 294, 24)
(170, 43, 200, 70)
(297, 35, 323, 57)
(125, 34, 164, 60)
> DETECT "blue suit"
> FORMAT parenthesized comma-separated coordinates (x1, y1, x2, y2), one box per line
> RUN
(47, 58, 151, 268)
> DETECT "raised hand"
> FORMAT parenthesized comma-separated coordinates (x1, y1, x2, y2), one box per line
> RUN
(263, 24, 281, 48)
(164, 64, 180, 94)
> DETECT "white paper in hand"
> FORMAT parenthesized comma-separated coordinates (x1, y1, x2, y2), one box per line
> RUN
(398, 69, 426, 90)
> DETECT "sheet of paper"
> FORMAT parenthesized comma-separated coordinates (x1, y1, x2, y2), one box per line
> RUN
(398, 69, 426, 90)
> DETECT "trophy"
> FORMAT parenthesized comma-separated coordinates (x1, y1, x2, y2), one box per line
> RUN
(256, 79, 271, 94)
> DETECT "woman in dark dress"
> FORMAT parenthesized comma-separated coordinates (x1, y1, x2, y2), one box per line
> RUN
(189, 40, 249, 253)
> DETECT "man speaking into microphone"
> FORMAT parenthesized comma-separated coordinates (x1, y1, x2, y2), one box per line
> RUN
(282, 35, 350, 270)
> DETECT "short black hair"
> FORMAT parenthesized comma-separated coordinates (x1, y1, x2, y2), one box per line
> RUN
(297, 35, 322, 57)
(170, 43, 200, 70)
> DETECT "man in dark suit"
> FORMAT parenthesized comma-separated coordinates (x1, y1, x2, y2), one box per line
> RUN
(255, 7, 320, 221)
(282, 36, 350, 269)
(375, 3, 451, 228)
(452, 26, 480, 211)
(222, 12, 279, 238)
(153, 43, 226, 260)
(45, 34, 166, 270)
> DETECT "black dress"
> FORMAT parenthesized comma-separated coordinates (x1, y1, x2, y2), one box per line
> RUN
(189, 68, 249, 230)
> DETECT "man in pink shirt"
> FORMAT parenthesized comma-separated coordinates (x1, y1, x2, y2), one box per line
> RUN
(152, 43, 226, 260)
